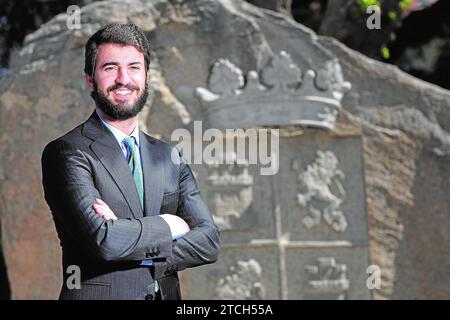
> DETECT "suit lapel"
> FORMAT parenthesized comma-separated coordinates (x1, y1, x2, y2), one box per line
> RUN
(82, 111, 143, 219)
(140, 130, 165, 217)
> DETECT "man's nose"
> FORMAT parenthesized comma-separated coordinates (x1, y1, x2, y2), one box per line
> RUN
(115, 68, 131, 85)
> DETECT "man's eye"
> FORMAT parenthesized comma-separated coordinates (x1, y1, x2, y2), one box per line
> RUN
(130, 66, 140, 70)
(104, 67, 116, 71)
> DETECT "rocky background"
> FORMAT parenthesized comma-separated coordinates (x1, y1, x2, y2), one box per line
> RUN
(0, 0, 449, 299)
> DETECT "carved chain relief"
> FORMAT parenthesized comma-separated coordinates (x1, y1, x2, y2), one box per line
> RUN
(214, 259, 266, 300)
(292, 150, 348, 232)
(305, 257, 349, 300)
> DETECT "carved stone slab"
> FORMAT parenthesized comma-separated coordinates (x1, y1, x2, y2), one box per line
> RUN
(181, 49, 372, 300)
(275, 133, 369, 245)
(191, 150, 278, 243)
(180, 246, 280, 299)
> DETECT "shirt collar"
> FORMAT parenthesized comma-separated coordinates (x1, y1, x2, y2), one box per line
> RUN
(96, 110, 140, 147)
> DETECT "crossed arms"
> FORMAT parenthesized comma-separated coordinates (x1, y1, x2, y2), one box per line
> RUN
(41, 139, 220, 272)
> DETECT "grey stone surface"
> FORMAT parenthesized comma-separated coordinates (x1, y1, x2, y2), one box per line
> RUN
(276, 134, 369, 245)
(285, 247, 371, 299)
(0, 0, 449, 300)
(192, 160, 277, 243)
(181, 119, 371, 300)
(180, 246, 280, 300)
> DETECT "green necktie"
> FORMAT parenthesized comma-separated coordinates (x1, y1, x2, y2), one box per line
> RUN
(122, 136, 144, 209)
(124, 136, 156, 290)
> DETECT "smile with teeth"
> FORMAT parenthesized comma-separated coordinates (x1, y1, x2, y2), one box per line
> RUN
(114, 89, 133, 96)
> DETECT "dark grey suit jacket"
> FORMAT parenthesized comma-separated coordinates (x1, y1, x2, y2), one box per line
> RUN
(41, 111, 220, 300)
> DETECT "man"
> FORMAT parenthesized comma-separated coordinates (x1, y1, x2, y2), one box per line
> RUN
(41, 24, 220, 300)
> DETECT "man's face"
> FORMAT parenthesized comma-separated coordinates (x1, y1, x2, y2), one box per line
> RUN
(86, 43, 148, 120)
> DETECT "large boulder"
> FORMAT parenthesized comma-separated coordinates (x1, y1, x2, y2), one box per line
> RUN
(0, 0, 449, 299)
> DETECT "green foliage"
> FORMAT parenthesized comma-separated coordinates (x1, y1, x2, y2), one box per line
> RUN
(381, 46, 390, 59)
(388, 10, 398, 22)
(399, 0, 413, 11)
(356, 0, 381, 11)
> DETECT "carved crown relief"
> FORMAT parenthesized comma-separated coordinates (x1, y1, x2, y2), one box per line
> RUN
(195, 51, 351, 130)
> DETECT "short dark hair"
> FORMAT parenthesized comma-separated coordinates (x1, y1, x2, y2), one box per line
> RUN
(84, 23, 151, 76)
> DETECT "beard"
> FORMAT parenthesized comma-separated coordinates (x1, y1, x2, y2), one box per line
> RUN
(91, 80, 149, 120)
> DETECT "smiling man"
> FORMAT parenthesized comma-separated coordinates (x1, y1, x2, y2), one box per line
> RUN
(41, 24, 220, 300)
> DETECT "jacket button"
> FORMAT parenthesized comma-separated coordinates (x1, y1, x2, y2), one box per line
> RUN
(145, 294, 154, 300)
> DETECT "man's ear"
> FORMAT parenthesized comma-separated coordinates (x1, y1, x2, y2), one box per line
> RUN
(85, 74, 95, 91)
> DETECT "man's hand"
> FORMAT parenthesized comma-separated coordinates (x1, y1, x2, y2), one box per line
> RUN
(92, 199, 190, 240)
(92, 198, 118, 220)
(160, 214, 190, 240)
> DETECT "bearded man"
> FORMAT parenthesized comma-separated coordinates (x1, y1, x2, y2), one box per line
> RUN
(41, 23, 220, 300)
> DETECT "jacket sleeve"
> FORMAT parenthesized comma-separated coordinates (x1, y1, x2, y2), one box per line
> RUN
(41, 139, 173, 262)
(154, 148, 221, 278)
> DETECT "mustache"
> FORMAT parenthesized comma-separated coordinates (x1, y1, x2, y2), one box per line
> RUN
(107, 83, 140, 92)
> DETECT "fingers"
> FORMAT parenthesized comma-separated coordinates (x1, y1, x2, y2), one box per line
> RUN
(93, 205, 117, 220)
(96, 198, 109, 207)
(92, 199, 118, 220)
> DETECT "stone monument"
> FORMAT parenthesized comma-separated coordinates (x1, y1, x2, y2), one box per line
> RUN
(0, 0, 449, 299)
(180, 50, 370, 299)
